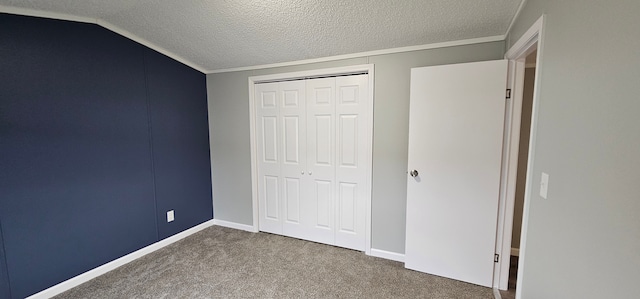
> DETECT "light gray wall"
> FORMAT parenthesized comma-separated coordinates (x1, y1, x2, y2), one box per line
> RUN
(508, 0, 640, 298)
(207, 42, 505, 253)
(512, 67, 535, 249)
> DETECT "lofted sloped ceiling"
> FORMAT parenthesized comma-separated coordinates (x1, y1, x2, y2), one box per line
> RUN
(0, 0, 524, 73)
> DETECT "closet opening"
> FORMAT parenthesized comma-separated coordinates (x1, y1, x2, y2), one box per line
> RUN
(248, 65, 375, 255)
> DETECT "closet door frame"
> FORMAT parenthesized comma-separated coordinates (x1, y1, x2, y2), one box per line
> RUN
(248, 64, 374, 255)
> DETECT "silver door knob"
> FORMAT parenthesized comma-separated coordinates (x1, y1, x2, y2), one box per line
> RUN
(301, 171, 305, 175)
(409, 170, 419, 177)
(308, 171, 312, 175)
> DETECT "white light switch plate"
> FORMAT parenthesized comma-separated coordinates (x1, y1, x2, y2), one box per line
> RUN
(167, 210, 175, 222)
(540, 172, 549, 199)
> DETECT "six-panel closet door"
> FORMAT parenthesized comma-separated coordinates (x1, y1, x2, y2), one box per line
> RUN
(255, 74, 369, 251)
(255, 81, 307, 239)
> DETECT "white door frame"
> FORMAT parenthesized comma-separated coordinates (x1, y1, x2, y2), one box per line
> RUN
(493, 15, 546, 296)
(248, 64, 375, 255)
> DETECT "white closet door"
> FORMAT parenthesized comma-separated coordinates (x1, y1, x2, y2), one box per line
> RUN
(279, 81, 307, 239)
(255, 82, 282, 234)
(334, 75, 369, 250)
(255, 74, 370, 252)
(305, 77, 336, 245)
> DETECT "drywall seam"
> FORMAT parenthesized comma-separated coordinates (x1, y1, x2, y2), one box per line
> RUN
(0, 219, 12, 299)
(142, 49, 161, 241)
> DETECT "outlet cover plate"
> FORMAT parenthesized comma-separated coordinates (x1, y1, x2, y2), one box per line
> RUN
(167, 210, 175, 222)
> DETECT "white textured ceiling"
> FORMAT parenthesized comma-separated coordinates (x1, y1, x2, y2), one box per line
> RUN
(0, 0, 523, 72)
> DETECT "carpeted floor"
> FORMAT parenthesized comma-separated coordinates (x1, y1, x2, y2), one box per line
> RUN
(54, 226, 494, 298)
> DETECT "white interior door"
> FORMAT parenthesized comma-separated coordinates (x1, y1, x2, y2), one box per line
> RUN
(405, 60, 508, 287)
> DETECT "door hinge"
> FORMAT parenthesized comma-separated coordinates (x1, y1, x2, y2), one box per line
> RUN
(494, 254, 500, 263)
(506, 89, 512, 99)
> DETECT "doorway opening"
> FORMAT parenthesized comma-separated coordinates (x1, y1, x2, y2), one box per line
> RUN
(500, 49, 537, 299)
(494, 14, 545, 299)
(248, 64, 375, 255)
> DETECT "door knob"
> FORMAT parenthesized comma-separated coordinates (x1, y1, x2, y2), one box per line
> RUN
(308, 171, 313, 175)
(409, 170, 419, 177)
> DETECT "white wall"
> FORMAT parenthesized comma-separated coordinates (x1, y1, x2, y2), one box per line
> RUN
(207, 42, 505, 253)
(508, 0, 640, 298)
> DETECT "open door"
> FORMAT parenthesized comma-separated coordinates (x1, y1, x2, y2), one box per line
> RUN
(405, 60, 508, 287)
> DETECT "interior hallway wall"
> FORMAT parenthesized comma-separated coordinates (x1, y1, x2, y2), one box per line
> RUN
(507, 0, 640, 297)
(207, 41, 505, 253)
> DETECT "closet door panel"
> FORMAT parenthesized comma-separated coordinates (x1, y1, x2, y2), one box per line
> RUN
(305, 78, 336, 244)
(338, 115, 358, 167)
(284, 178, 301, 222)
(255, 83, 282, 234)
(279, 81, 307, 238)
(335, 75, 369, 250)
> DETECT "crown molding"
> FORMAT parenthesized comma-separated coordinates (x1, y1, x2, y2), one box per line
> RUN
(2, 5, 510, 76)
(207, 35, 506, 74)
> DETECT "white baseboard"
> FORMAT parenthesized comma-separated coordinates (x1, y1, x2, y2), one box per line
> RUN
(26, 220, 215, 299)
(369, 248, 405, 263)
(511, 247, 520, 257)
(213, 219, 258, 232)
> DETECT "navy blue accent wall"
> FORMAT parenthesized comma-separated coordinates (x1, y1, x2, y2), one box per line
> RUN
(144, 49, 213, 239)
(0, 13, 212, 298)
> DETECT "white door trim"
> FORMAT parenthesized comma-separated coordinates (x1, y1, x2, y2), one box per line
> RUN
(248, 64, 375, 255)
(493, 15, 546, 297)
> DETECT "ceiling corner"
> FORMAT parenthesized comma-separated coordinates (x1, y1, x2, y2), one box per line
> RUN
(96, 20, 207, 73)
(0, 5, 207, 73)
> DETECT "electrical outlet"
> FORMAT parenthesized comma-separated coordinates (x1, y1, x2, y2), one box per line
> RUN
(167, 210, 175, 222)
(540, 172, 549, 199)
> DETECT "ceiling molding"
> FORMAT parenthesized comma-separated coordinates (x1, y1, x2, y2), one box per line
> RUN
(0, 5, 207, 74)
(0, 4, 94, 24)
(505, 0, 529, 39)
(2, 4, 512, 76)
(207, 35, 506, 74)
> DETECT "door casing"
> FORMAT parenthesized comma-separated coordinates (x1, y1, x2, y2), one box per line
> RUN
(493, 15, 546, 296)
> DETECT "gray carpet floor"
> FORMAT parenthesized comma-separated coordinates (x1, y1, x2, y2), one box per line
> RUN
(54, 225, 494, 298)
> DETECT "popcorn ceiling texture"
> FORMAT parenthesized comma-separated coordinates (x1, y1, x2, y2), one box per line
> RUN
(0, 0, 522, 71)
